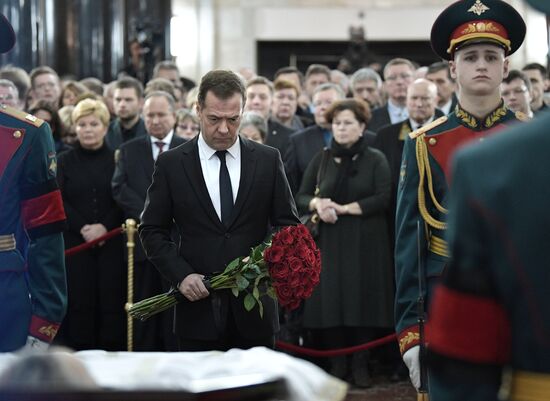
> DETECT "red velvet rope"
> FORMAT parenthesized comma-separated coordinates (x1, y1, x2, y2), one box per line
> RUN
(64, 226, 124, 257)
(275, 333, 397, 357)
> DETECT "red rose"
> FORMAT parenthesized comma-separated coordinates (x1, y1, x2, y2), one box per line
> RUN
(287, 256, 303, 273)
(275, 283, 293, 306)
(294, 285, 306, 298)
(288, 271, 302, 287)
(264, 245, 285, 263)
(276, 229, 294, 246)
(269, 263, 288, 281)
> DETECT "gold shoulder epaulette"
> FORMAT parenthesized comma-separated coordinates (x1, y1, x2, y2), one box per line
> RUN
(515, 111, 530, 122)
(0, 105, 44, 127)
(408, 116, 448, 139)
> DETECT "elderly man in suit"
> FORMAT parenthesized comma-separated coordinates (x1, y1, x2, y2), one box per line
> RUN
(112, 90, 185, 351)
(139, 70, 299, 351)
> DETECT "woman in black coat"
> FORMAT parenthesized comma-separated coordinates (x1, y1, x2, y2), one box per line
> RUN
(55, 99, 126, 351)
(296, 99, 393, 387)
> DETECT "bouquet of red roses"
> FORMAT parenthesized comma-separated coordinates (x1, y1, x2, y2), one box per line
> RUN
(129, 224, 321, 320)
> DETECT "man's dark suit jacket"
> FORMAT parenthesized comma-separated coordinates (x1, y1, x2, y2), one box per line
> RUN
(369, 105, 392, 133)
(111, 133, 185, 261)
(265, 118, 295, 157)
(105, 118, 148, 151)
(284, 125, 326, 194)
(139, 135, 299, 341)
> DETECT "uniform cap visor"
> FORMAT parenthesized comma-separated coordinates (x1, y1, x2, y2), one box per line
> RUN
(0, 14, 16, 54)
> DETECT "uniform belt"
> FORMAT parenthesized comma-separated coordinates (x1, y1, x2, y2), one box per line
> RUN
(0, 234, 16, 251)
(428, 234, 449, 258)
(501, 370, 550, 401)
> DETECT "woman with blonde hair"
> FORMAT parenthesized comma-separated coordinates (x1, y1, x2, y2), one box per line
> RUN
(59, 80, 89, 108)
(174, 108, 200, 140)
(55, 99, 126, 351)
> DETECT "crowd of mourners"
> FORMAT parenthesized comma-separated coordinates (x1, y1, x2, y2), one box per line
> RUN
(1, 57, 547, 387)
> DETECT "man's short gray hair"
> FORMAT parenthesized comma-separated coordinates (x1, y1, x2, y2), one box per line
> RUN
(313, 83, 345, 99)
(350, 68, 382, 89)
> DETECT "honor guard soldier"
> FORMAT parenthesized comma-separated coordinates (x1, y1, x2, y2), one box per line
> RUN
(393, 0, 527, 397)
(0, 14, 67, 352)
(426, 0, 550, 400)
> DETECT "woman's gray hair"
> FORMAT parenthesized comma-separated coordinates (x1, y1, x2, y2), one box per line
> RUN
(239, 112, 268, 141)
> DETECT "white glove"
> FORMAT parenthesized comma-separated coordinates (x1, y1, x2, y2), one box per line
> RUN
(22, 336, 49, 352)
(403, 345, 420, 389)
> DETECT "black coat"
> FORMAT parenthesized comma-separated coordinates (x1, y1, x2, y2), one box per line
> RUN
(265, 118, 295, 157)
(56, 143, 125, 350)
(284, 125, 327, 194)
(105, 118, 148, 151)
(283, 125, 377, 194)
(369, 106, 392, 133)
(139, 135, 299, 341)
(295, 140, 394, 328)
(111, 134, 184, 261)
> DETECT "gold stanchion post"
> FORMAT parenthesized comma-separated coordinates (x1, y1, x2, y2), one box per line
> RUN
(123, 219, 137, 352)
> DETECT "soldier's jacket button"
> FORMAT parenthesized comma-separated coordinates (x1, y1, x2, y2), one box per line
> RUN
(428, 137, 437, 146)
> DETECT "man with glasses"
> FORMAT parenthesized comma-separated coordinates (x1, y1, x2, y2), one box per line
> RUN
(501, 70, 533, 119)
(29, 66, 61, 106)
(369, 58, 415, 132)
(394, 0, 527, 398)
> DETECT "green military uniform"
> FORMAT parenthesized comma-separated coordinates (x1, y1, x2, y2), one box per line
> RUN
(426, 1, 550, 400)
(0, 14, 67, 351)
(427, 109, 550, 401)
(393, 0, 527, 397)
(395, 103, 523, 352)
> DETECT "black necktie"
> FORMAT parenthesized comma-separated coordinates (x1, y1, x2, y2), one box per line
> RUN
(215, 150, 233, 226)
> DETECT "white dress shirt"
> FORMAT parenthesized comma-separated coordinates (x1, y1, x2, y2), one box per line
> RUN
(198, 134, 241, 221)
(387, 100, 409, 124)
(440, 98, 453, 115)
(150, 130, 174, 161)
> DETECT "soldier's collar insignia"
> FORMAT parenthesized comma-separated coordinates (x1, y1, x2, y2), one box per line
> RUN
(468, 0, 490, 16)
(484, 103, 507, 128)
(455, 104, 479, 129)
(455, 102, 508, 129)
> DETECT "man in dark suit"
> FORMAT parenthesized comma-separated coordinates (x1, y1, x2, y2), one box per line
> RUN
(374, 79, 444, 206)
(369, 58, 415, 133)
(112, 90, 184, 351)
(244, 76, 295, 156)
(105, 77, 147, 150)
(139, 70, 299, 351)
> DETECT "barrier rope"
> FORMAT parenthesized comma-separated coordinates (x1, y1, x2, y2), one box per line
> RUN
(275, 333, 397, 357)
(64, 227, 124, 257)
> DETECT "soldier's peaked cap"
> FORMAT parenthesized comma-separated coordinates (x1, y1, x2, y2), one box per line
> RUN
(431, 0, 526, 60)
(0, 13, 15, 54)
